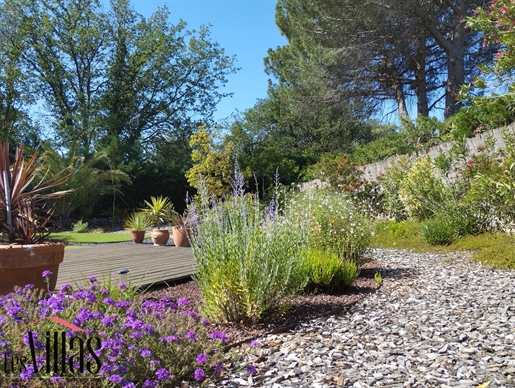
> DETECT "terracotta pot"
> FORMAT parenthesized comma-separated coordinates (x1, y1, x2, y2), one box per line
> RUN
(150, 229, 170, 246)
(131, 230, 146, 244)
(172, 226, 190, 247)
(0, 243, 65, 296)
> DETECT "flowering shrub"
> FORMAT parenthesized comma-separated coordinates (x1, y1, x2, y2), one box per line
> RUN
(0, 275, 226, 386)
(188, 168, 310, 324)
(291, 189, 372, 261)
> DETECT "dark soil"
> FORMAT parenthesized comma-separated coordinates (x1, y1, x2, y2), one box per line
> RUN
(146, 259, 382, 347)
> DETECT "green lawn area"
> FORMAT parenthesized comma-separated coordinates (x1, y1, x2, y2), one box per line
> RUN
(50, 231, 149, 244)
(371, 220, 515, 270)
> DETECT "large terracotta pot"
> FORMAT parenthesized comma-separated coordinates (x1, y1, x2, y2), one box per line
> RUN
(131, 230, 146, 244)
(172, 226, 190, 247)
(150, 229, 169, 246)
(0, 243, 65, 296)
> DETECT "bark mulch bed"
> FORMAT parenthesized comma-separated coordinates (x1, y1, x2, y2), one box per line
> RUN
(147, 259, 382, 348)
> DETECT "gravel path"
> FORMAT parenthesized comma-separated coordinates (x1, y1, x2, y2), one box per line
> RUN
(212, 249, 515, 388)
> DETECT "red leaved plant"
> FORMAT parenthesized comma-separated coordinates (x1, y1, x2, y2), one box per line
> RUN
(0, 142, 73, 244)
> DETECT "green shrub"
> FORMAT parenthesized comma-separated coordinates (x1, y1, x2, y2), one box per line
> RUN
(72, 219, 89, 233)
(377, 156, 411, 221)
(302, 249, 359, 291)
(420, 216, 457, 246)
(398, 155, 450, 221)
(188, 176, 310, 324)
(291, 189, 372, 261)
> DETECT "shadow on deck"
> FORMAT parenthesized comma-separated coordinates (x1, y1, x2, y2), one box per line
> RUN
(56, 243, 195, 289)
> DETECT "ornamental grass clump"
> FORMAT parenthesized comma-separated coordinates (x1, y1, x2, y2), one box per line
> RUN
(0, 274, 226, 386)
(188, 167, 310, 324)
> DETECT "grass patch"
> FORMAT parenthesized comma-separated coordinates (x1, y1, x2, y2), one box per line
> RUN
(50, 232, 147, 244)
(371, 220, 515, 269)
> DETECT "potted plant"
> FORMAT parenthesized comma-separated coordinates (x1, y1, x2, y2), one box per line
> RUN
(171, 211, 191, 248)
(142, 196, 173, 246)
(0, 142, 72, 296)
(124, 212, 153, 243)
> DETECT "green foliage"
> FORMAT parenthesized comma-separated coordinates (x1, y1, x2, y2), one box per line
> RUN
(444, 96, 515, 140)
(377, 156, 411, 221)
(401, 116, 445, 147)
(371, 220, 431, 251)
(186, 127, 235, 197)
(292, 189, 372, 261)
(307, 154, 383, 216)
(374, 271, 382, 284)
(72, 219, 89, 233)
(420, 216, 457, 246)
(303, 249, 359, 291)
(0, 0, 237, 161)
(39, 142, 131, 224)
(351, 130, 416, 165)
(188, 176, 310, 324)
(49, 232, 135, 244)
(398, 155, 450, 221)
(141, 196, 174, 228)
(124, 212, 153, 231)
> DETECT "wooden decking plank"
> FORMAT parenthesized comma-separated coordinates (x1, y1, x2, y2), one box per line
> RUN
(56, 244, 196, 289)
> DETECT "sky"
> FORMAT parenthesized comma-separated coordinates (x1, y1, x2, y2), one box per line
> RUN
(128, 0, 288, 123)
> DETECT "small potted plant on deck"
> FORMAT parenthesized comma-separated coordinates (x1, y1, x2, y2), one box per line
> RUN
(0, 142, 72, 296)
(170, 211, 191, 248)
(142, 196, 173, 246)
(124, 212, 153, 243)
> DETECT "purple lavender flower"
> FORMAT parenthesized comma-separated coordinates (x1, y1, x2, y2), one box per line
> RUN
(87, 276, 97, 283)
(59, 283, 73, 293)
(155, 368, 169, 380)
(266, 197, 277, 223)
(196, 353, 208, 364)
(101, 316, 118, 327)
(116, 301, 132, 309)
(231, 160, 246, 197)
(210, 331, 227, 341)
(143, 380, 156, 388)
(41, 270, 53, 278)
(194, 368, 205, 381)
(109, 374, 123, 384)
(213, 363, 223, 373)
(245, 364, 257, 376)
(250, 339, 260, 347)
(185, 331, 197, 341)
(141, 349, 153, 358)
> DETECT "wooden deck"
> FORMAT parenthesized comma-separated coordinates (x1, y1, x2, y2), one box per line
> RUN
(56, 243, 196, 289)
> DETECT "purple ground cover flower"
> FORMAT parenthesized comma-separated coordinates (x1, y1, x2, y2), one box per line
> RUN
(155, 368, 169, 380)
(196, 353, 208, 364)
(177, 298, 189, 306)
(185, 331, 197, 341)
(250, 339, 260, 347)
(210, 331, 227, 341)
(245, 364, 257, 375)
(194, 368, 205, 381)
(41, 270, 53, 278)
(213, 363, 223, 373)
(87, 276, 97, 283)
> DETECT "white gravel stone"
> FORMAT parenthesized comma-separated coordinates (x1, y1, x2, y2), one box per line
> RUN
(206, 249, 515, 387)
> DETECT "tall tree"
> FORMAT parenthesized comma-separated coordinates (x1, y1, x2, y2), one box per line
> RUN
(0, 0, 237, 162)
(268, 0, 495, 120)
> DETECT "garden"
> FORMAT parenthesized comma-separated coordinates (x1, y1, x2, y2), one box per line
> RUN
(3, 0, 515, 385)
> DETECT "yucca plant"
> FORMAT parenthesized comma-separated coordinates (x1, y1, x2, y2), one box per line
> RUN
(124, 212, 153, 231)
(141, 195, 175, 229)
(0, 142, 72, 244)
